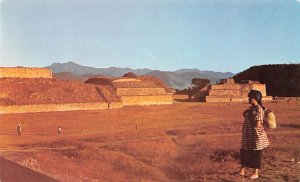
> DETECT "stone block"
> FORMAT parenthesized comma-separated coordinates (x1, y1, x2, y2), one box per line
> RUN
(0, 67, 52, 78)
(210, 84, 241, 90)
(121, 95, 173, 106)
(0, 102, 109, 114)
(250, 84, 267, 96)
(262, 96, 273, 101)
(209, 89, 241, 97)
(116, 88, 166, 96)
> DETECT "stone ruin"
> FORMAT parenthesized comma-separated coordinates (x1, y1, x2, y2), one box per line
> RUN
(86, 77, 173, 106)
(193, 78, 272, 102)
(0, 67, 173, 114)
(0, 67, 120, 113)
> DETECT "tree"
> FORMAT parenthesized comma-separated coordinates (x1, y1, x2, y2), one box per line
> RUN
(123, 72, 137, 78)
(191, 78, 210, 89)
(187, 78, 210, 100)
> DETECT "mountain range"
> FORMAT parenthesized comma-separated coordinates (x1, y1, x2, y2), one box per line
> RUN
(46, 61, 234, 89)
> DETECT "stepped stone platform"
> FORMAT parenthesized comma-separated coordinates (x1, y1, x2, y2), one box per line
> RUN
(86, 76, 173, 106)
(205, 78, 272, 102)
(0, 67, 172, 113)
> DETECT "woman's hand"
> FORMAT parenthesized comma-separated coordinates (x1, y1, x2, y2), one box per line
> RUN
(256, 120, 263, 128)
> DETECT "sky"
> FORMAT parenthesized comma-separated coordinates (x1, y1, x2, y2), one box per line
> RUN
(0, 0, 300, 73)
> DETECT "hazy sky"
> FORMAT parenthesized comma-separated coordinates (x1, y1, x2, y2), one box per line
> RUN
(1, 0, 300, 73)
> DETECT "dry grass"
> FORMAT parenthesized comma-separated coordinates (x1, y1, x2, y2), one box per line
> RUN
(0, 101, 299, 181)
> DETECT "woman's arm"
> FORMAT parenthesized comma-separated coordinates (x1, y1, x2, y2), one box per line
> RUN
(243, 109, 249, 117)
(255, 106, 264, 128)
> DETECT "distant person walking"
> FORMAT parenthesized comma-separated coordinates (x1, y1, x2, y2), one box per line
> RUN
(17, 123, 22, 135)
(239, 90, 269, 180)
(57, 126, 62, 134)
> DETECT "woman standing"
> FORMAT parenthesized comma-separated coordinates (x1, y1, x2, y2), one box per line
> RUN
(239, 90, 269, 179)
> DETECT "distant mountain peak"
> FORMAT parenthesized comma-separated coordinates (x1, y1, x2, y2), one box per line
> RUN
(64, 61, 78, 65)
(46, 62, 234, 89)
(50, 61, 80, 66)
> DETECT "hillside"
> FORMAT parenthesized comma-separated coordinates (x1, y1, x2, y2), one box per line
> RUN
(54, 72, 107, 83)
(0, 78, 120, 106)
(54, 72, 87, 82)
(174, 69, 234, 79)
(233, 64, 300, 97)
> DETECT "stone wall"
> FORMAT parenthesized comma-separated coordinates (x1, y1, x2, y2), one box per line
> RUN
(239, 84, 267, 98)
(210, 84, 240, 90)
(108, 102, 123, 109)
(0, 67, 52, 78)
(121, 95, 173, 106)
(239, 84, 251, 99)
(0, 102, 112, 114)
(116, 88, 166, 96)
(205, 78, 270, 102)
(208, 89, 241, 97)
(250, 84, 267, 96)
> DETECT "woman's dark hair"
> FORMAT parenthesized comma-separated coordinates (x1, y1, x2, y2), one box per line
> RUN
(248, 90, 265, 110)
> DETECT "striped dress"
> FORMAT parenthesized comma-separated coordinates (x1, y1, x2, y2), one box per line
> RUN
(241, 105, 269, 150)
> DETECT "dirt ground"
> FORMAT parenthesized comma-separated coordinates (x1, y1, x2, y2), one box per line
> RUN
(0, 101, 299, 181)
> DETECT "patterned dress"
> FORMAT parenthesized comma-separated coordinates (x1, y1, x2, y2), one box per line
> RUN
(242, 104, 269, 150)
(240, 104, 269, 169)
(242, 105, 269, 150)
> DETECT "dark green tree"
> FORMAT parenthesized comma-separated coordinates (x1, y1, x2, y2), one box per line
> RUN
(188, 78, 210, 100)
